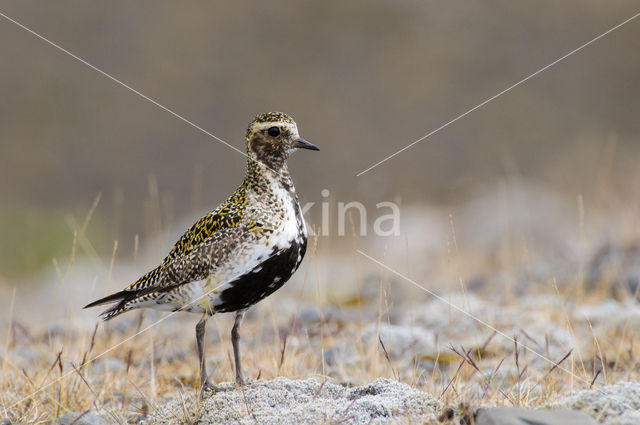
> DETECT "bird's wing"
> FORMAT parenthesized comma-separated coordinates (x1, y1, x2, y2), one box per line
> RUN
(129, 193, 250, 293)
(158, 209, 279, 289)
(85, 192, 253, 315)
(84, 185, 283, 319)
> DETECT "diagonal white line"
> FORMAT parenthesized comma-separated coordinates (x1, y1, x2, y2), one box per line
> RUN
(4, 280, 228, 411)
(356, 249, 593, 387)
(356, 10, 640, 177)
(358, 250, 640, 411)
(0, 10, 245, 158)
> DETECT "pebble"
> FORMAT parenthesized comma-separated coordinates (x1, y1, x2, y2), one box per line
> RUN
(92, 357, 126, 375)
(556, 381, 640, 424)
(57, 412, 108, 425)
(362, 323, 436, 359)
(476, 407, 596, 425)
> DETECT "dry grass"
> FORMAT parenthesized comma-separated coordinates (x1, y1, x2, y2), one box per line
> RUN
(1, 184, 640, 424)
(3, 263, 639, 423)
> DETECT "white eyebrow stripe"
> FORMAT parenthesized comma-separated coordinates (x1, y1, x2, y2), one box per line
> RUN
(255, 121, 298, 134)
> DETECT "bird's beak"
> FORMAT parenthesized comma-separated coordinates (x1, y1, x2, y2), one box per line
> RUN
(292, 138, 320, 151)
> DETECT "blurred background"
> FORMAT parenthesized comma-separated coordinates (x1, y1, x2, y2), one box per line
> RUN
(1, 0, 639, 323)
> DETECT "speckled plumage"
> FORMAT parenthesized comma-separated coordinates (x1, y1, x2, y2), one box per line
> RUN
(85, 112, 318, 390)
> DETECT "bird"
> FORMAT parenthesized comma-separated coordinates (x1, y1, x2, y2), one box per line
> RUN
(84, 111, 319, 393)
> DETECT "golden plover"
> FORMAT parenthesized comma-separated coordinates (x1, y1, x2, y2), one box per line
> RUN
(85, 111, 319, 392)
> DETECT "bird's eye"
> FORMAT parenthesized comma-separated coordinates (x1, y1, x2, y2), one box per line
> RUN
(267, 126, 281, 137)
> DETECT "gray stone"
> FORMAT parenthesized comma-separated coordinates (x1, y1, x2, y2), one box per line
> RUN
(606, 410, 640, 425)
(362, 323, 437, 359)
(92, 357, 126, 375)
(587, 242, 640, 298)
(556, 382, 640, 423)
(57, 412, 108, 425)
(6, 346, 53, 368)
(476, 407, 597, 425)
(0, 418, 11, 425)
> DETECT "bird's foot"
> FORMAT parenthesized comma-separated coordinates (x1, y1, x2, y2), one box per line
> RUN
(200, 380, 220, 397)
(235, 374, 245, 388)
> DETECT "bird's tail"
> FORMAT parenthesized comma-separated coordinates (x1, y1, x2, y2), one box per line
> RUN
(84, 290, 137, 321)
(84, 266, 164, 320)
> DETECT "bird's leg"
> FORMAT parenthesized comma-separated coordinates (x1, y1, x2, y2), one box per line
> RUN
(196, 315, 217, 394)
(231, 310, 246, 386)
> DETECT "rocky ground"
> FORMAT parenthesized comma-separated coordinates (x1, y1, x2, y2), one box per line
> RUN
(37, 380, 640, 424)
(2, 280, 640, 424)
(2, 183, 640, 424)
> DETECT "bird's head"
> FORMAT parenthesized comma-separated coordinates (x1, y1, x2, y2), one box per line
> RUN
(245, 112, 319, 169)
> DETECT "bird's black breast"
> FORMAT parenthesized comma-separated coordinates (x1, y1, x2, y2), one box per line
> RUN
(215, 236, 307, 313)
